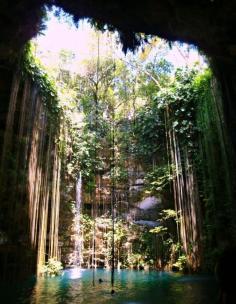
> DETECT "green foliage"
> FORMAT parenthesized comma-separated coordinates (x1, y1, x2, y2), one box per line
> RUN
(194, 68, 236, 270)
(172, 255, 187, 271)
(138, 58, 173, 100)
(156, 67, 200, 151)
(21, 42, 60, 120)
(67, 129, 104, 180)
(41, 258, 63, 276)
(127, 253, 144, 268)
(73, 60, 211, 271)
(144, 165, 173, 195)
(31, 29, 228, 273)
(149, 208, 182, 269)
(159, 209, 177, 221)
(131, 105, 166, 159)
(150, 226, 168, 234)
(80, 214, 94, 243)
(104, 219, 128, 250)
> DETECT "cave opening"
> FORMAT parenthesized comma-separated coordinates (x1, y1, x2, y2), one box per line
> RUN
(1, 3, 236, 304)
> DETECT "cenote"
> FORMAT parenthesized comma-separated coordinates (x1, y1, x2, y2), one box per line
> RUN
(1, 269, 217, 304)
(1, 3, 236, 304)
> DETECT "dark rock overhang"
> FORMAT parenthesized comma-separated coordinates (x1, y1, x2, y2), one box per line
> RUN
(55, 0, 236, 57)
(1, 1, 236, 62)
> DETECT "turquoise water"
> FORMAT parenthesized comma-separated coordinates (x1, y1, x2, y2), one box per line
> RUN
(1, 269, 218, 304)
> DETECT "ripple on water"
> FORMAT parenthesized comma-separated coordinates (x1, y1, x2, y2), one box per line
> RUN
(0, 269, 218, 304)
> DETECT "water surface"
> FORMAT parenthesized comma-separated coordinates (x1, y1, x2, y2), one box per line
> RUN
(1, 269, 218, 304)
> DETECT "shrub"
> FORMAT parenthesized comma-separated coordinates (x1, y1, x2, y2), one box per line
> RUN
(41, 258, 63, 276)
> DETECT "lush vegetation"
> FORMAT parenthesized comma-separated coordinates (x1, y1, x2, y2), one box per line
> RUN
(41, 258, 63, 276)
(26, 23, 236, 274)
(0, 5, 235, 284)
(22, 43, 60, 120)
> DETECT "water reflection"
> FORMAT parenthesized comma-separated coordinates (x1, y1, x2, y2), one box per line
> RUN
(69, 267, 84, 279)
(1, 269, 218, 304)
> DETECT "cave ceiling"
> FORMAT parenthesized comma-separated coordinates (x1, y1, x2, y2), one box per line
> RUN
(1, 1, 236, 63)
